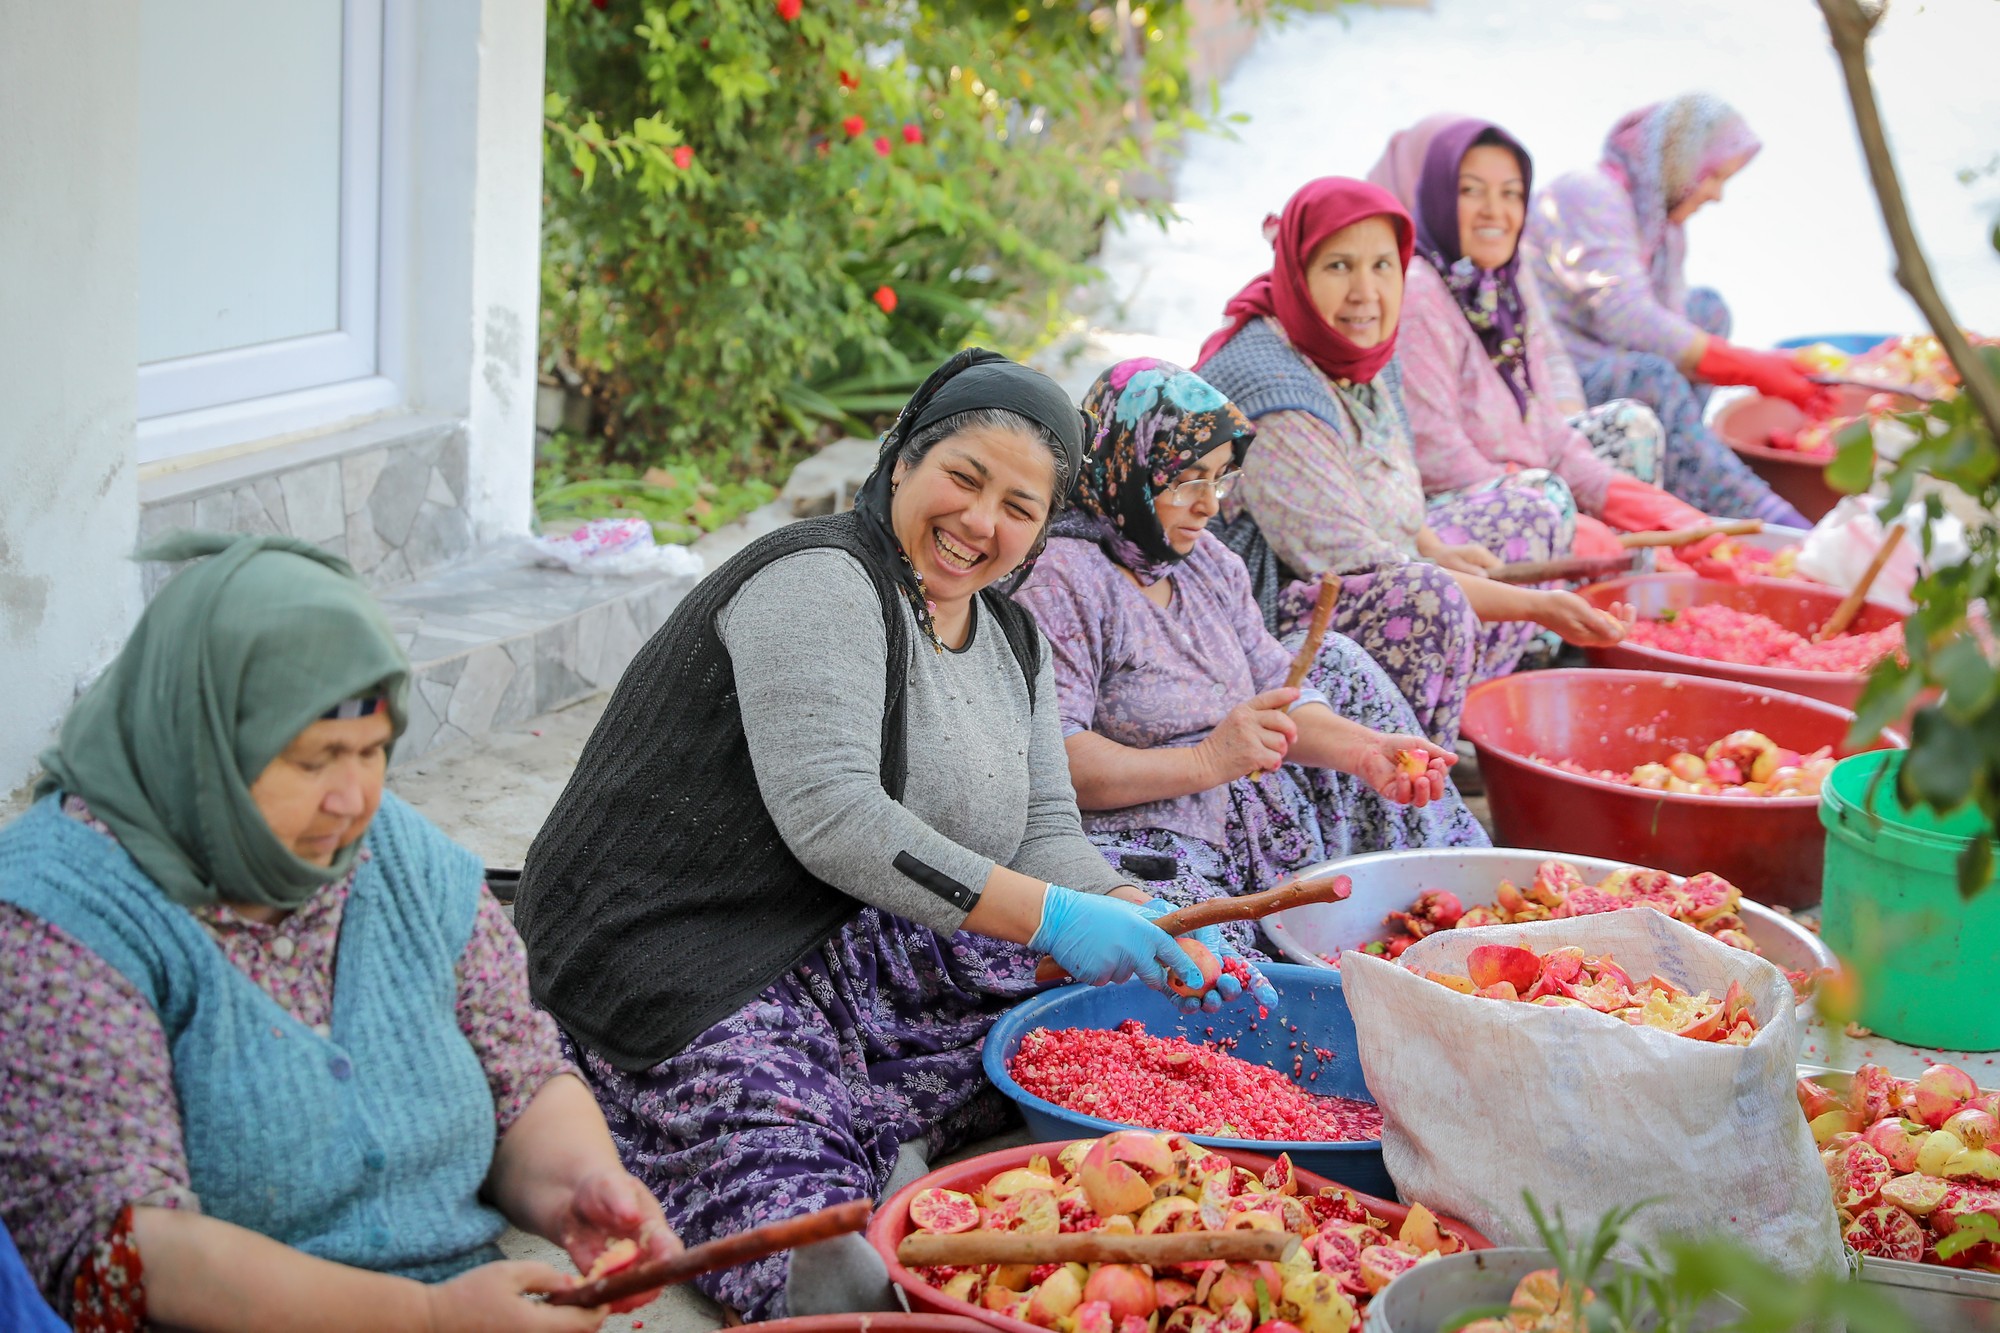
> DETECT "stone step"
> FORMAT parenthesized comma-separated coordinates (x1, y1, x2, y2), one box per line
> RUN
(379, 545, 699, 766)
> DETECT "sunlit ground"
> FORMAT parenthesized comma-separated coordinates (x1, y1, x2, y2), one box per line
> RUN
(1096, 0, 2000, 358)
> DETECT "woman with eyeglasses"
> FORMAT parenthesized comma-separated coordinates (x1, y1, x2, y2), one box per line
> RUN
(1012, 360, 1487, 945)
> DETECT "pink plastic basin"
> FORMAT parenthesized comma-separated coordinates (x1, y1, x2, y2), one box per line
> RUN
(870, 1142, 1491, 1331)
(1460, 668, 1905, 909)
(1713, 386, 1874, 523)
(1577, 573, 1904, 711)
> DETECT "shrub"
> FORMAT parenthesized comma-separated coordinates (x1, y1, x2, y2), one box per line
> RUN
(539, 0, 1231, 471)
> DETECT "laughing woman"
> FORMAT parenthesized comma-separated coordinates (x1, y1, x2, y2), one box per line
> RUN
(514, 351, 1271, 1321)
(0, 535, 675, 1333)
(1014, 359, 1487, 949)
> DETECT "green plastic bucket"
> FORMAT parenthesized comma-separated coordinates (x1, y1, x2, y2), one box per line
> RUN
(1819, 750, 2000, 1050)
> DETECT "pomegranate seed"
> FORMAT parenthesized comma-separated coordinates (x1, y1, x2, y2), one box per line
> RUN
(1008, 1020, 1380, 1141)
(1628, 604, 1901, 673)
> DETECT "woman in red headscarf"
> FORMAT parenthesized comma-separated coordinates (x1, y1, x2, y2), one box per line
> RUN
(1196, 178, 1629, 747)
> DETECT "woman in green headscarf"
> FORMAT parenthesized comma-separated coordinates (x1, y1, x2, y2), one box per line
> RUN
(0, 534, 676, 1332)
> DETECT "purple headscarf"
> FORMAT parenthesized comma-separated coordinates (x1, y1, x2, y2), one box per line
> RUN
(1600, 94, 1762, 310)
(1413, 118, 1535, 415)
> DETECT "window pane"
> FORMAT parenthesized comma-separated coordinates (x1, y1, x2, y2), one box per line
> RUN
(138, 0, 346, 364)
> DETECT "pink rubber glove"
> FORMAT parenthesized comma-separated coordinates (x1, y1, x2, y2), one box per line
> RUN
(1693, 339, 1826, 411)
(1573, 514, 1624, 559)
(1602, 475, 1725, 560)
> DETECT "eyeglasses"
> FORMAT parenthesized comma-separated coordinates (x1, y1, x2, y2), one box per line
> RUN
(1159, 470, 1241, 505)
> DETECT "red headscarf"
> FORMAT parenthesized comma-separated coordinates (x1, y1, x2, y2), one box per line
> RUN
(1193, 177, 1415, 385)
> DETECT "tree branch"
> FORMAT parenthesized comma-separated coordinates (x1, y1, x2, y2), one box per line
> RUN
(1816, 0, 2000, 439)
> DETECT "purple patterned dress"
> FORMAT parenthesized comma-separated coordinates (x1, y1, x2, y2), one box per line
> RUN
(1016, 535, 1488, 952)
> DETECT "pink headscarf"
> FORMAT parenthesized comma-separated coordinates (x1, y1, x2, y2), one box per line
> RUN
(1194, 177, 1415, 385)
(1600, 94, 1762, 304)
(1365, 112, 1471, 214)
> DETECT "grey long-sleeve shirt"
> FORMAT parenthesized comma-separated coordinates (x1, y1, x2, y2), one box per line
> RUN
(716, 547, 1129, 933)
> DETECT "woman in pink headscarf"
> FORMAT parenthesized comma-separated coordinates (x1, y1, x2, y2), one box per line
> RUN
(1522, 94, 1820, 527)
(1379, 115, 1723, 554)
(1196, 178, 1630, 747)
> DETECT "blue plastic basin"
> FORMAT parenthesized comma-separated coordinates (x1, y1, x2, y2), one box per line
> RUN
(980, 962, 1391, 1198)
(1774, 332, 1897, 355)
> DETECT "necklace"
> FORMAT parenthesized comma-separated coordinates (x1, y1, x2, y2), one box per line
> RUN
(894, 546, 948, 654)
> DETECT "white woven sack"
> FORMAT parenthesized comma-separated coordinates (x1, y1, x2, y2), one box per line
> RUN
(1339, 910, 1842, 1278)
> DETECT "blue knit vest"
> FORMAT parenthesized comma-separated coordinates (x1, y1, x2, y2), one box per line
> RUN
(1197, 317, 1415, 450)
(0, 793, 505, 1281)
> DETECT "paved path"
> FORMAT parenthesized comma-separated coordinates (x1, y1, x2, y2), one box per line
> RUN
(1074, 0, 2000, 374)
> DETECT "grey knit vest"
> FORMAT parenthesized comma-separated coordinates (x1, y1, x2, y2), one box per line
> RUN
(513, 513, 1043, 1070)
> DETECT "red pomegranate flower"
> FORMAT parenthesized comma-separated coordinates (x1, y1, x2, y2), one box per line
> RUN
(873, 136, 891, 157)
(776, 0, 801, 20)
(872, 286, 898, 314)
(901, 124, 923, 144)
(841, 115, 866, 139)
(672, 145, 694, 170)
(839, 70, 859, 90)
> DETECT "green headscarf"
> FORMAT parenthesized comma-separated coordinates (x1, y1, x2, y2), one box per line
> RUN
(38, 532, 410, 909)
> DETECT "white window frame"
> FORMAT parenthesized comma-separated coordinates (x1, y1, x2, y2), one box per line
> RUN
(137, 0, 400, 466)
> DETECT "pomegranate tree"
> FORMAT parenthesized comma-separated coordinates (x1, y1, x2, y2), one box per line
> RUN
(1797, 1063, 2000, 1272)
(904, 1130, 1474, 1331)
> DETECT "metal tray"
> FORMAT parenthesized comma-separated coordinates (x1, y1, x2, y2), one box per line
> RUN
(1260, 847, 1834, 1019)
(1794, 1066, 2000, 1324)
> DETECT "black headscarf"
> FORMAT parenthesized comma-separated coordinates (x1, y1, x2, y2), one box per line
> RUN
(852, 348, 1088, 646)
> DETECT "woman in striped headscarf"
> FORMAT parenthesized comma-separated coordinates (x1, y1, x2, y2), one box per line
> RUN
(1523, 94, 1826, 528)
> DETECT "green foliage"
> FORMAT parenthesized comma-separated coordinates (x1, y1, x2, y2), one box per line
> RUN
(1444, 1193, 1916, 1333)
(1840, 342, 2000, 898)
(539, 0, 1234, 477)
(534, 433, 776, 543)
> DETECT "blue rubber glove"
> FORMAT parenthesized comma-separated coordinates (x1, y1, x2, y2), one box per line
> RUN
(1030, 886, 1205, 997)
(1138, 898, 1281, 1015)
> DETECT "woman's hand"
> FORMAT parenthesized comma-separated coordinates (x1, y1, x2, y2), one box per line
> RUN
(1196, 687, 1300, 781)
(1030, 886, 1205, 995)
(1135, 899, 1280, 1014)
(1532, 592, 1634, 646)
(1417, 527, 1501, 577)
(423, 1260, 609, 1333)
(1432, 543, 1502, 577)
(1342, 732, 1455, 807)
(552, 1169, 681, 1313)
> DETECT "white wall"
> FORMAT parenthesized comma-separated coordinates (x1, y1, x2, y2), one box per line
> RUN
(0, 4, 145, 798)
(396, 0, 545, 542)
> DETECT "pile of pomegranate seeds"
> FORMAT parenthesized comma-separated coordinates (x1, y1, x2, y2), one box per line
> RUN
(1009, 1020, 1382, 1142)
(1628, 603, 1902, 673)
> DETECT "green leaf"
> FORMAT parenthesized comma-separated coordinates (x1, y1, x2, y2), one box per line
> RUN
(1826, 416, 1877, 495)
(1902, 706, 1982, 813)
(1958, 836, 1995, 901)
(1936, 631, 1999, 720)
(1847, 661, 1924, 747)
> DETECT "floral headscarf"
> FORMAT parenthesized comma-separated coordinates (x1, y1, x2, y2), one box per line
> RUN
(1050, 359, 1255, 585)
(1601, 94, 1762, 309)
(1415, 118, 1536, 416)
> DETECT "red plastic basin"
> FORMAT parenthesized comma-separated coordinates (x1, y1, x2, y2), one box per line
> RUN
(870, 1142, 1491, 1331)
(1460, 669, 1905, 910)
(1577, 574, 1903, 710)
(1712, 386, 1873, 523)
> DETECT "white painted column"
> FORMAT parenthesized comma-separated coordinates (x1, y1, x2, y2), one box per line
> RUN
(0, 3, 145, 796)
(393, 0, 547, 543)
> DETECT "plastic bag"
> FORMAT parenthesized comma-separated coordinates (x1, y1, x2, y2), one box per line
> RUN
(1795, 497, 1965, 615)
(1339, 911, 1843, 1279)
(529, 517, 704, 578)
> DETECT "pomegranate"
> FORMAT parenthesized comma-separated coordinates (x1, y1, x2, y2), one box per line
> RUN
(1915, 1064, 1980, 1128)
(1628, 603, 1903, 673)
(575, 1237, 639, 1285)
(909, 1187, 980, 1234)
(1416, 945, 1758, 1043)
(1828, 1141, 1895, 1211)
(1079, 1132, 1178, 1217)
(1943, 1108, 1996, 1151)
(1466, 944, 1541, 993)
(1863, 1118, 1929, 1174)
(1167, 939, 1224, 1000)
(1843, 1204, 1927, 1262)
(1024, 1265, 1085, 1327)
(1881, 1172, 1951, 1217)
(1083, 1264, 1157, 1323)
(1392, 748, 1428, 780)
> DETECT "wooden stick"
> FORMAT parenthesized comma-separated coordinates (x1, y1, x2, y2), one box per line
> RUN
(1807, 373, 1941, 405)
(1285, 579, 1341, 691)
(1815, 525, 1905, 643)
(897, 1229, 1298, 1268)
(1617, 519, 1763, 550)
(1816, 0, 2000, 444)
(1489, 554, 1636, 585)
(545, 1200, 872, 1308)
(1035, 871, 1353, 983)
